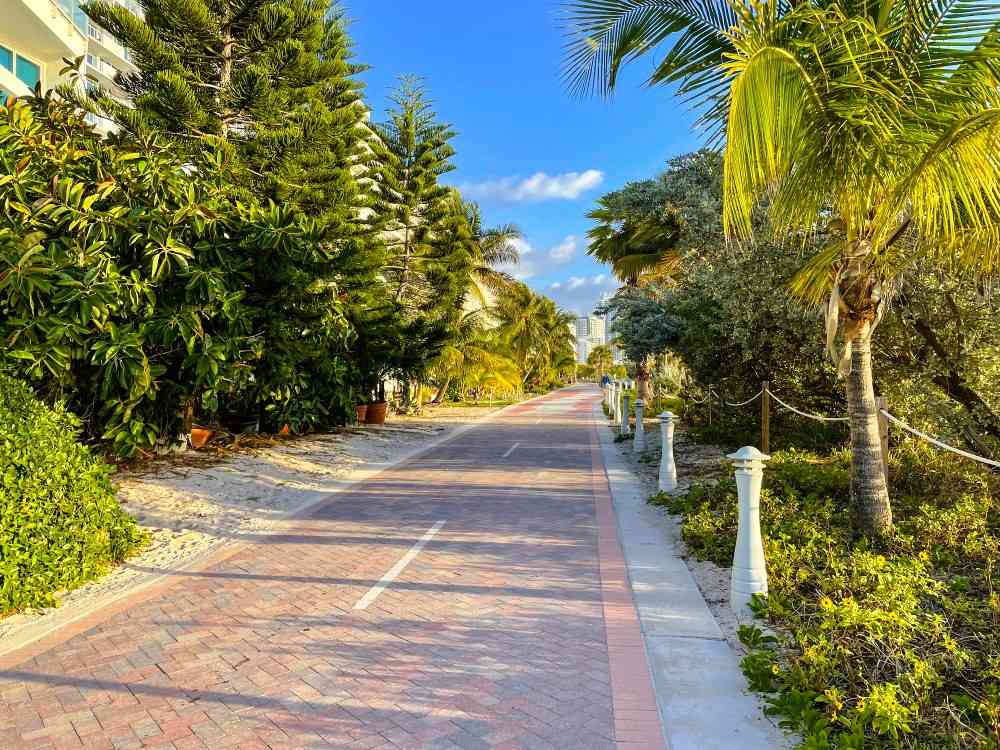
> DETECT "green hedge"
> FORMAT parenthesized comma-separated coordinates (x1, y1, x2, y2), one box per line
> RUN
(0, 375, 144, 613)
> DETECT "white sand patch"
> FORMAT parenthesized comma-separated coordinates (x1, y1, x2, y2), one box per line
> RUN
(0, 405, 502, 647)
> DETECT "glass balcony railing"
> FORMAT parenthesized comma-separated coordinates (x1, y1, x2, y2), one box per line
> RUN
(56, 0, 142, 34)
(56, 0, 88, 33)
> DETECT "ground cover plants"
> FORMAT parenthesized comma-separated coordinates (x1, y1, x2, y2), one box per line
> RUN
(651, 445, 1000, 749)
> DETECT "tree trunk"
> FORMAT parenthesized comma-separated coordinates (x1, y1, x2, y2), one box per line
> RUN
(635, 359, 653, 402)
(845, 322, 893, 536)
(433, 377, 451, 403)
(218, 25, 234, 135)
(909, 317, 1000, 448)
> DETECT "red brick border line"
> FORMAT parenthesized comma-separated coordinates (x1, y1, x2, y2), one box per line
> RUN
(590, 424, 668, 750)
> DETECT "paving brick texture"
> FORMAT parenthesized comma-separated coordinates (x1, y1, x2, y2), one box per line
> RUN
(0, 386, 666, 749)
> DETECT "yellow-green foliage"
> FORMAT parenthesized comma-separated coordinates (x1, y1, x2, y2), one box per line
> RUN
(0, 375, 144, 614)
(652, 445, 1000, 749)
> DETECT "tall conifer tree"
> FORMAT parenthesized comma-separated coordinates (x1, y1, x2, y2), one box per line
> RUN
(367, 78, 473, 398)
(79, 0, 384, 427)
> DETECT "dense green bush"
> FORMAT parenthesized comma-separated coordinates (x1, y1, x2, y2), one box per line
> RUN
(0, 374, 144, 613)
(652, 445, 1000, 748)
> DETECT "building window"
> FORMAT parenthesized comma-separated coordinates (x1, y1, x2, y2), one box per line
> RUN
(15, 57, 40, 90)
(0, 46, 12, 73)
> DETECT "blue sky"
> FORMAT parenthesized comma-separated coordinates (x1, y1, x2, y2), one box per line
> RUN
(344, 1, 705, 315)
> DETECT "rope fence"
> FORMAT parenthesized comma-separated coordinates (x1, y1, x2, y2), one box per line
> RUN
(718, 387, 764, 408)
(880, 409, 1000, 470)
(766, 390, 849, 423)
(680, 381, 999, 475)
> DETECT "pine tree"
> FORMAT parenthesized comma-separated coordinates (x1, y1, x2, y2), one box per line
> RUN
(372, 78, 463, 312)
(78, 0, 386, 428)
(368, 78, 474, 396)
(81, 0, 323, 149)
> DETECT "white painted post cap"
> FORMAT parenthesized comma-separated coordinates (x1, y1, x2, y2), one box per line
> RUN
(658, 411, 675, 421)
(727, 446, 771, 463)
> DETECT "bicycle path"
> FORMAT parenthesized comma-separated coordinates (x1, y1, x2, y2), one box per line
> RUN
(0, 386, 666, 750)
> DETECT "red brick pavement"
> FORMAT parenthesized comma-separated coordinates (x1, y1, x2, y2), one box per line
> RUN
(0, 387, 666, 749)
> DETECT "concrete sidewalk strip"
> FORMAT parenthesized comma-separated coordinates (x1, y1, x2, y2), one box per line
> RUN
(595, 403, 791, 750)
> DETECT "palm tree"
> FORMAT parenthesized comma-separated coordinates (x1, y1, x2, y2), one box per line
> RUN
(588, 344, 614, 378)
(587, 198, 682, 399)
(496, 282, 577, 388)
(586, 197, 683, 286)
(462, 198, 523, 296)
(564, 0, 1000, 536)
(429, 309, 519, 402)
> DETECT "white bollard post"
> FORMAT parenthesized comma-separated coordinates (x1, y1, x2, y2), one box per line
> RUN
(658, 412, 677, 492)
(620, 392, 631, 436)
(729, 446, 771, 620)
(633, 399, 646, 451)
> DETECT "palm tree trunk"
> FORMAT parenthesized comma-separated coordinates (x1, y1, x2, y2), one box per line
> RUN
(636, 359, 652, 402)
(434, 377, 451, 403)
(845, 321, 893, 536)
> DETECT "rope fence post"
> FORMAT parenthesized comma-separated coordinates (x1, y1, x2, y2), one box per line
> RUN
(633, 398, 647, 452)
(659, 412, 677, 492)
(729, 446, 771, 620)
(620, 391, 631, 437)
(761, 381, 771, 454)
(877, 396, 889, 485)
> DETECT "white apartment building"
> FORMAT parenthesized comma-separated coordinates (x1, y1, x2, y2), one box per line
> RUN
(573, 314, 607, 364)
(1, 0, 136, 132)
(588, 315, 605, 346)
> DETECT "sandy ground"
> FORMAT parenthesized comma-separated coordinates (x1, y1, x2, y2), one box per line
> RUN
(0, 404, 501, 644)
(610, 418, 750, 651)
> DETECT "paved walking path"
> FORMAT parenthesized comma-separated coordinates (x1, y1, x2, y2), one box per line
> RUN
(0, 387, 668, 750)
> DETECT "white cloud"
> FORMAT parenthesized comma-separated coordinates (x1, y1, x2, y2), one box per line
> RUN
(495, 238, 538, 279)
(591, 274, 606, 285)
(537, 274, 620, 316)
(549, 236, 578, 263)
(511, 238, 534, 256)
(460, 170, 604, 202)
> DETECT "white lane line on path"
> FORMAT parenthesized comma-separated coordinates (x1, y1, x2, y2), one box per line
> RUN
(353, 521, 446, 611)
(502, 442, 520, 458)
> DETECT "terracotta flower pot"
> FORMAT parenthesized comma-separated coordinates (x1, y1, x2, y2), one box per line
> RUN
(190, 426, 214, 450)
(355, 404, 368, 423)
(366, 400, 388, 425)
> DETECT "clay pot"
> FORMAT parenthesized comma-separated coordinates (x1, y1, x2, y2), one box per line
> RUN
(190, 426, 214, 450)
(365, 400, 388, 425)
(355, 404, 369, 423)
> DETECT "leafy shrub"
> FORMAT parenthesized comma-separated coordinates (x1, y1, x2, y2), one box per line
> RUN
(0, 374, 144, 613)
(654, 444, 1000, 748)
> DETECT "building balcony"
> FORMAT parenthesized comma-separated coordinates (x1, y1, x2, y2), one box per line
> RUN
(86, 21, 135, 73)
(5, 0, 88, 62)
(0, 0, 88, 96)
(85, 53, 124, 92)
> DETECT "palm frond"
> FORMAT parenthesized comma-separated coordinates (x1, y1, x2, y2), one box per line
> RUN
(561, 0, 736, 111)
